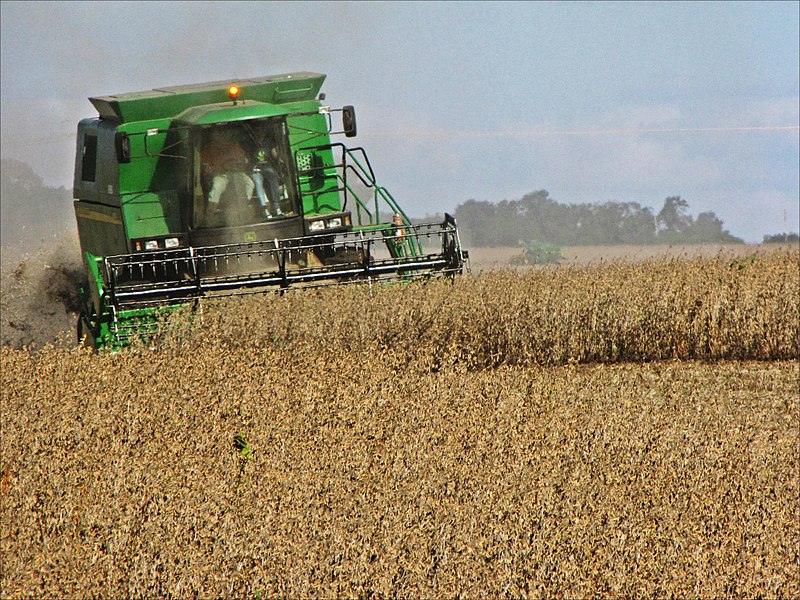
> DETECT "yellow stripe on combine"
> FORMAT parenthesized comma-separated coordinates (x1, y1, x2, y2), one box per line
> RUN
(75, 205, 123, 226)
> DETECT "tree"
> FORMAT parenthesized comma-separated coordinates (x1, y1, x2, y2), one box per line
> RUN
(1, 159, 73, 249)
(763, 232, 800, 244)
(686, 212, 743, 243)
(2, 159, 44, 190)
(451, 192, 741, 247)
(620, 202, 658, 244)
(494, 199, 523, 245)
(454, 199, 496, 247)
(656, 196, 693, 237)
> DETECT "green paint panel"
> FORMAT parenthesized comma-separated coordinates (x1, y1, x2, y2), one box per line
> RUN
(122, 191, 181, 238)
(288, 112, 343, 216)
(117, 119, 176, 194)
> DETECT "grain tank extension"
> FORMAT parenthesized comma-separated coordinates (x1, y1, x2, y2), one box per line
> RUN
(73, 72, 468, 349)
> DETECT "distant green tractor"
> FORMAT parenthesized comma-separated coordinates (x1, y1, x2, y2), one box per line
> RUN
(511, 241, 563, 265)
(73, 72, 468, 349)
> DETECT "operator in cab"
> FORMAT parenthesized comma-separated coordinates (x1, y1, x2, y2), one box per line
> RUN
(252, 139, 285, 219)
(201, 128, 255, 226)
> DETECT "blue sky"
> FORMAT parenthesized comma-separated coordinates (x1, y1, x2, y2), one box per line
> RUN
(2, 0, 798, 241)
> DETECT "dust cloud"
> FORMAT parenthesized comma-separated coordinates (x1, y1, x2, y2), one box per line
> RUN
(0, 232, 84, 349)
(0, 156, 84, 347)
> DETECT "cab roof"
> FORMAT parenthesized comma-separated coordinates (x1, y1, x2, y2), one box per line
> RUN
(89, 72, 325, 124)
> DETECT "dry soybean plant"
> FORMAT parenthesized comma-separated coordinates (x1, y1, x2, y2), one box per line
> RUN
(169, 247, 799, 368)
(1, 249, 798, 597)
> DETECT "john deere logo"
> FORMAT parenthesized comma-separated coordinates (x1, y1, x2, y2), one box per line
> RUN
(244, 232, 257, 242)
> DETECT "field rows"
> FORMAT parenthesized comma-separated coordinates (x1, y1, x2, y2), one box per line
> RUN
(2, 351, 797, 597)
(1, 249, 798, 596)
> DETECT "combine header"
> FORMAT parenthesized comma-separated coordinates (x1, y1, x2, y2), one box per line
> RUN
(73, 72, 468, 349)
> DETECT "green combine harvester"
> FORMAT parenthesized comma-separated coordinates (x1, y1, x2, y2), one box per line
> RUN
(73, 72, 468, 349)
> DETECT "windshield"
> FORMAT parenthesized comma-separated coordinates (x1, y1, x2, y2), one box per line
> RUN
(190, 118, 297, 229)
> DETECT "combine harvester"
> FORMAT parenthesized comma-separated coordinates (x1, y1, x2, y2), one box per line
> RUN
(73, 72, 468, 349)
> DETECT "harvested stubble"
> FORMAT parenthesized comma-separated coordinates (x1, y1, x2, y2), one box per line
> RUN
(1, 250, 798, 597)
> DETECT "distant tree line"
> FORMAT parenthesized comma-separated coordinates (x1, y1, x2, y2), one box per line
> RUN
(763, 232, 799, 244)
(1, 158, 73, 248)
(453, 190, 744, 247)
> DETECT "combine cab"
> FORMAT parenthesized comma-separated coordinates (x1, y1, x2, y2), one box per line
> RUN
(73, 72, 468, 349)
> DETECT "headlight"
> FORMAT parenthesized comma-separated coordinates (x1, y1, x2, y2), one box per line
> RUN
(144, 240, 159, 250)
(309, 220, 325, 232)
(327, 217, 342, 228)
(164, 237, 180, 249)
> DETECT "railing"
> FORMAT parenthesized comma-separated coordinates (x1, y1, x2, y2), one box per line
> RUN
(294, 143, 415, 232)
(102, 220, 464, 317)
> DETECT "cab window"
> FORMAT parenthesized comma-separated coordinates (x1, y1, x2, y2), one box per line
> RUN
(190, 118, 297, 229)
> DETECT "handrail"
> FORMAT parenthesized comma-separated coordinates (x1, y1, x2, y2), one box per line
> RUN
(293, 142, 414, 230)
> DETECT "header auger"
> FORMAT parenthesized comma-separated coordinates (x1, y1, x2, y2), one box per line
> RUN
(72, 72, 468, 349)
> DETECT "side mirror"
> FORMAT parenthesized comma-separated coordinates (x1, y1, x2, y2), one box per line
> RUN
(115, 132, 131, 163)
(342, 105, 357, 138)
